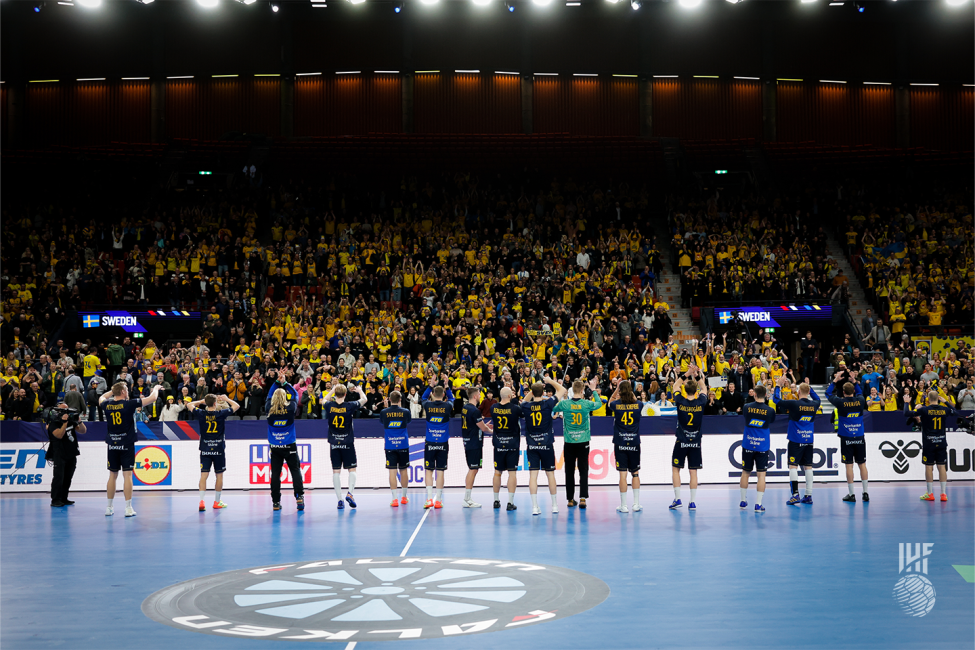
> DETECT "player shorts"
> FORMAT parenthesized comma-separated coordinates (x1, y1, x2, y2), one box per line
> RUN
(922, 445, 947, 466)
(107, 445, 135, 472)
(494, 449, 519, 472)
(465, 447, 483, 470)
(200, 452, 227, 474)
(672, 440, 702, 470)
(840, 437, 867, 465)
(330, 446, 358, 470)
(787, 441, 815, 467)
(424, 443, 449, 471)
(615, 447, 641, 473)
(742, 449, 770, 473)
(527, 447, 556, 472)
(385, 449, 410, 470)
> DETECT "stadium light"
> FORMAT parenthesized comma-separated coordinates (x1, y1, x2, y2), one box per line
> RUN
(77, 0, 101, 7)
(533, 0, 553, 6)
(270, 2, 279, 10)
(33, 2, 45, 11)
(135, 0, 155, 4)
(630, 0, 641, 9)
(679, 0, 701, 6)
(197, 0, 218, 7)
(394, 1, 402, 10)
(472, 0, 492, 5)
(946, 0, 968, 5)
(420, 0, 439, 5)
(505, 1, 515, 10)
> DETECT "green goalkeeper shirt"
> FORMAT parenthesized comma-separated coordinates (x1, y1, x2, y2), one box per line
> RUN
(553, 391, 603, 443)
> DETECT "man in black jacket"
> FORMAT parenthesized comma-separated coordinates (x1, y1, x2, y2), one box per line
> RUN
(47, 403, 86, 507)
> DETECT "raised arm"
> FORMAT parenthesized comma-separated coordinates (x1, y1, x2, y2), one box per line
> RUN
(222, 395, 241, 413)
(140, 385, 162, 408)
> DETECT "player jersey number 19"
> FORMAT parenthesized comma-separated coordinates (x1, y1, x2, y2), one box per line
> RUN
(532, 412, 543, 427)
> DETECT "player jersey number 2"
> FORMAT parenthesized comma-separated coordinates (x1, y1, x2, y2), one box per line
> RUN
(332, 415, 345, 429)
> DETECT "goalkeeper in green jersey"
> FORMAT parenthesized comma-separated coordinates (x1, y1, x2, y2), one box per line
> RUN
(553, 376, 602, 510)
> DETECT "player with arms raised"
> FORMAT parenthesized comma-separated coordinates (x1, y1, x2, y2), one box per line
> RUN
(523, 375, 568, 515)
(738, 385, 776, 513)
(323, 382, 367, 510)
(906, 391, 959, 502)
(100, 382, 162, 517)
(379, 391, 412, 507)
(553, 377, 602, 510)
(671, 376, 706, 511)
(827, 375, 869, 503)
(461, 386, 493, 508)
(187, 394, 240, 511)
(774, 376, 821, 506)
(491, 387, 523, 511)
(608, 379, 643, 513)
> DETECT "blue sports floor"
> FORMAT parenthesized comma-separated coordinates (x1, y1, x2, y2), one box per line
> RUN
(2, 482, 973, 650)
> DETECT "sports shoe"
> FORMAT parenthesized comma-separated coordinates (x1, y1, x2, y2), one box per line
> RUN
(400, 496, 409, 505)
(506, 502, 517, 511)
(63, 500, 75, 505)
(434, 500, 443, 509)
(739, 500, 748, 510)
(787, 495, 802, 506)
(213, 501, 228, 509)
(920, 493, 935, 501)
(463, 499, 482, 508)
(424, 499, 435, 509)
(669, 499, 682, 510)
(800, 495, 813, 505)
(685, 503, 694, 511)
(272, 502, 282, 511)
(390, 499, 400, 507)
(617, 505, 629, 513)
(567, 499, 577, 507)
(552, 504, 559, 513)
(843, 494, 856, 503)
(125, 506, 137, 517)
(754, 504, 765, 513)
(579, 499, 586, 509)
(198, 500, 206, 512)
(51, 501, 65, 507)
(345, 492, 357, 509)
(337, 500, 345, 509)
(105, 505, 114, 516)
(862, 492, 870, 502)
(533, 506, 542, 515)
(493, 500, 501, 509)
(940, 493, 948, 502)
(295, 497, 303, 511)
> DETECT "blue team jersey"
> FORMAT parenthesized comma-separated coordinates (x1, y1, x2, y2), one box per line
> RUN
(490, 403, 522, 451)
(323, 400, 361, 448)
(265, 384, 299, 445)
(379, 406, 412, 450)
(741, 402, 776, 451)
(905, 404, 957, 448)
(675, 394, 707, 444)
(774, 387, 821, 444)
(422, 400, 452, 443)
(194, 408, 233, 451)
(523, 397, 558, 448)
(826, 382, 867, 437)
(609, 400, 642, 449)
(103, 398, 141, 446)
(461, 404, 485, 450)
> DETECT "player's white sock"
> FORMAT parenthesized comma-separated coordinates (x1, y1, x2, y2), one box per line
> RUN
(633, 489, 640, 507)
(619, 492, 626, 506)
(426, 486, 433, 500)
(789, 467, 799, 494)
(199, 490, 205, 501)
(926, 481, 933, 495)
(107, 499, 113, 507)
(333, 474, 343, 500)
(940, 481, 947, 494)
(739, 488, 747, 501)
(401, 485, 408, 497)
(507, 491, 515, 505)
(464, 489, 472, 501)
(861, 480, 868, 493)
(551, 493, 557, 506)
(348, 473, 356, 495)
(531, 494, 539, 508)
(689, 488, 696, 503)
(436, 489, 443, 502)
(847, 483, 854, 496)
(126, 500, 133, 508)
(756, 492, 764, 506)
(493, 491, 500, 502)
(674, 486, 681, 500)
(392, 489, 398, 501)
(804, 473, 813, 496)
(215, 491, 221, 502)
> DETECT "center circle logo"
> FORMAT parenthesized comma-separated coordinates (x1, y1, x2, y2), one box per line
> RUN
(133, 445, 171, 485)
(143, 557, 610, 642)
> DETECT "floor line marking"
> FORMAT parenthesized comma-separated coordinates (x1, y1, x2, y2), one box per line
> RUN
(400, 509, 430, 557)
(344, 642, 357, 650)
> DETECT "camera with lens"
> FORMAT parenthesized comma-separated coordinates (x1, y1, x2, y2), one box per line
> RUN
(959, 413, 974, 435)
(48, 407, 80, 426)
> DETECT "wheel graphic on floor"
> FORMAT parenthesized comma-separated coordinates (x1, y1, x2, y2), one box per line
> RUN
(143, 557, 610, 642)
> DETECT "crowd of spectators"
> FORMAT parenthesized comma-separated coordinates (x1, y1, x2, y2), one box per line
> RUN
(1, 173, 972, 424)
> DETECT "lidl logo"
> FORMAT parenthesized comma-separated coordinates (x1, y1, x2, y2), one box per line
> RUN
(133, 445, 172, 486)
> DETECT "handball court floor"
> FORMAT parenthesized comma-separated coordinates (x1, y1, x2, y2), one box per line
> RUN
(2, 482, 973, 650)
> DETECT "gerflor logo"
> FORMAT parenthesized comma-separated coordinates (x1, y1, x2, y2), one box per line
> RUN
(893, 543, 936, 617)
(879, 439, 923, 474)
(142, 557, 609, 642)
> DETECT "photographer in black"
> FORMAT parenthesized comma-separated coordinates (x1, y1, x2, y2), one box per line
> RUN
(47, 403, 86, 508)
